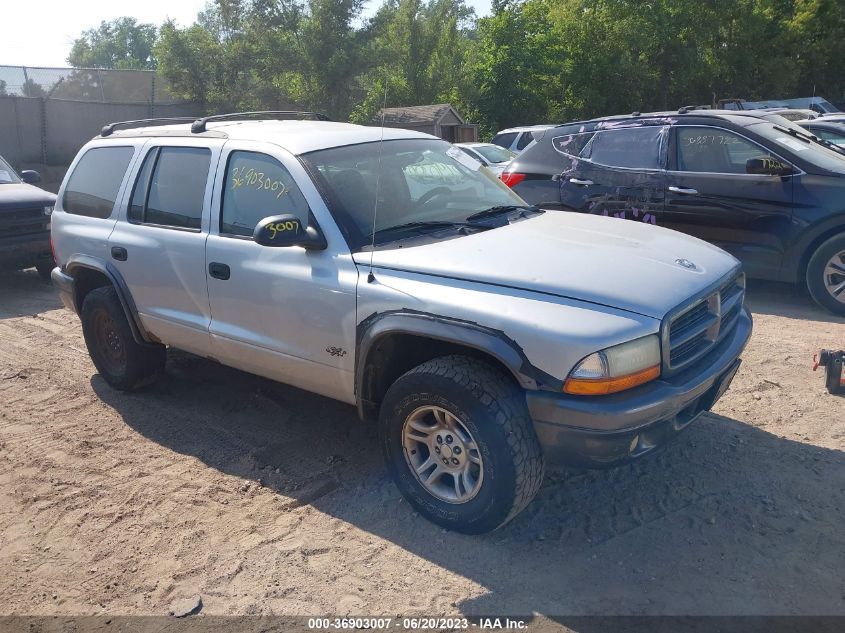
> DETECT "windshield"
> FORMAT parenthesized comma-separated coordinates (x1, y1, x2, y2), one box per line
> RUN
(0, 156, 21, 184)
(303, 138, 527, 249)
(749, 121, 845, 173)
(474, 145, 516, 164)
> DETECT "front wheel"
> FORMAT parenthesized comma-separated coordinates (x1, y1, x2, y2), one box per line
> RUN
(379, 356, 545, 534)
(807, 234, 845, 316)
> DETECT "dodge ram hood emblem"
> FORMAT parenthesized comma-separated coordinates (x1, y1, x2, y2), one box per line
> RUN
(675, 258, 697, 270)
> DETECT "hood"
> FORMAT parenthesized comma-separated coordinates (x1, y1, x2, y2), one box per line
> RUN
(354, 212, 740, 319)
(0, 183, 57, 211)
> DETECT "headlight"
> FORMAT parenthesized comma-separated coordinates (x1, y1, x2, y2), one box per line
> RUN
(43, 205, 54, 216)
(564, 335, 661, 395)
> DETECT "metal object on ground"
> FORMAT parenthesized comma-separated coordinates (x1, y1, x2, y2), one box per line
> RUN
(813, 349, 845, 394)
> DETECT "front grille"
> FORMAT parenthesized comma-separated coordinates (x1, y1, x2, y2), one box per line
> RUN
(0, 207, 49, 237)
(664, 273, 745, 373)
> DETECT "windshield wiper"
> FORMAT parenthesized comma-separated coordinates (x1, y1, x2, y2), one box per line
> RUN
(372, 220, 489, 239)
(465, 204, 541, 222)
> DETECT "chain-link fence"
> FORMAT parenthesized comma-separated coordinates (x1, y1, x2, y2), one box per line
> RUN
(0, 65, 200, 175)
(0, 65, 184, 104)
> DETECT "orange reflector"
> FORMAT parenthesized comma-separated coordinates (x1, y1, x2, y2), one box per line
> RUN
(563, 365, 660, 396)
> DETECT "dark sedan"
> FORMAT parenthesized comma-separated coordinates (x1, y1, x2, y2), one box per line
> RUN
(0, 155, 56, 278)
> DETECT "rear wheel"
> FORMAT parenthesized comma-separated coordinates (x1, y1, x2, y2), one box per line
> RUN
(807, 234, 845, 316)
(80, 286, 165, 390)
(380, 355, 545, 534)
(35, 259, 54, 280)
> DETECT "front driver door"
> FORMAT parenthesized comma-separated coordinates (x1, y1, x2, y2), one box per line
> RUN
(204, 142, 358, 403)
(663, 125, 795, 279)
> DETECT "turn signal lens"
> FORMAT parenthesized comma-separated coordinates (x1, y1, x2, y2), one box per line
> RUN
(563, 335, 661, 396)
(564, 365, 660, 395)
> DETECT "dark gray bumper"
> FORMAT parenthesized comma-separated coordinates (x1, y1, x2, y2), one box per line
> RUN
(527, 307, 752, 467)
(0, 232, 52, 271)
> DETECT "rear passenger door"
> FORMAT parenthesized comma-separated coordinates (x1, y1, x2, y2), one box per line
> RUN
(204, 142, 358, 403)
(663, 125, 794, 278)
(559, 125, 667, 225)
(108, 139, 224, 355)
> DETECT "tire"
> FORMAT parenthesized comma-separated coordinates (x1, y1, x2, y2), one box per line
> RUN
(807, 233, 845, 316)
(379, 355, 545, 534)
(35, 259, 54, 280)
(80, 286, 165, 390)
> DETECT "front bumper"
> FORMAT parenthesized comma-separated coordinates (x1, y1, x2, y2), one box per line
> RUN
(527, 307, 752, 467)
(0, 232, 52, 271)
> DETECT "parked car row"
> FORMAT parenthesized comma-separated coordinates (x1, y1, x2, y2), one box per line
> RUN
(497, 109, 845, 315)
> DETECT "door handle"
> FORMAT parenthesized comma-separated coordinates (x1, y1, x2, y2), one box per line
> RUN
(110, 246, 127, 261)
(569, 178, 594, 186)
(208, 262, 231, 280)
(668, 186, 699, 195)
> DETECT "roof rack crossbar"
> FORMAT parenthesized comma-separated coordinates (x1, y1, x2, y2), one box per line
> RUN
(190, 111, 330, 133)
(100, 117, 199, 137)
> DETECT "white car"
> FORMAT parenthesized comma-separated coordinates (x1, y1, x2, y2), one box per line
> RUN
(454, 142, 517, 176)
(491, 125, 556, 153)
(51, 113, 751, 533)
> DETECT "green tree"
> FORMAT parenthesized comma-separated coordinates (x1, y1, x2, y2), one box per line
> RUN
(351, 0, 475, 123)
(68, 18, 158, 69)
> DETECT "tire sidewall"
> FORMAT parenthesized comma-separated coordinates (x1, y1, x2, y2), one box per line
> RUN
(380, 371, 519, 534)
(807, 235, 845, 315)
(81, 288, 135, 388)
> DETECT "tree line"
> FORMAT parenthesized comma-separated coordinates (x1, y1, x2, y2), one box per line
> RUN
(67, 0, 845, 138)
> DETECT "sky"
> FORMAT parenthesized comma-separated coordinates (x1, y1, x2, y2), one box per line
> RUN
(0, 0, 493, 68)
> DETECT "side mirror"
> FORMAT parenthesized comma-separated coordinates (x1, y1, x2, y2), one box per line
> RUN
(253, 214, 327, 250)
(746, 157, 793, 176)
(20, 170, 42, 184)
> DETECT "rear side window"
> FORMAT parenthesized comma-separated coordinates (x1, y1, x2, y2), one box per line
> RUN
(63, 146, 134, 218)
(552, 131, 596, 157)
(675, 127, 779, 174)
(491, 132, 517, 149)
(129, 147, 211, 229)
(516, 132, 534, 150)
(220, 151, 310, 237)
(582, 127, 665, 169)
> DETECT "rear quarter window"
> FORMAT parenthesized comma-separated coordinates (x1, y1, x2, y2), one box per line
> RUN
(583, 127, 666, 169)
(491, 132, 518, 149)
(63, 146, 135, 218)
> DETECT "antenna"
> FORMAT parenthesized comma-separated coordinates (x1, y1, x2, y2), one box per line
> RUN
(367, 80, 389, 284)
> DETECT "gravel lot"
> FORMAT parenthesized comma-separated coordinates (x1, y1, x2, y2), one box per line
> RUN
(1, 269, 843, 619)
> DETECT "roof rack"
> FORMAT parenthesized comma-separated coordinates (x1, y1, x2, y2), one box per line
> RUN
(189, 111, 330, 133)
(100, 116, 199, 137)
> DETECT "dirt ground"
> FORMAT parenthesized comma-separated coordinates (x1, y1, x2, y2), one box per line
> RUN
(1, 269, 843, 619)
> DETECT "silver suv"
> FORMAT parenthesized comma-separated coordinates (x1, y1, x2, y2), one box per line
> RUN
(50, 112, 752, 533)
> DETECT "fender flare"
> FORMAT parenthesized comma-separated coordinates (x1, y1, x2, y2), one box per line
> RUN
(64, 254, 154, 345)
(782, 215, 845, 284)
(355, 309, 563, 411)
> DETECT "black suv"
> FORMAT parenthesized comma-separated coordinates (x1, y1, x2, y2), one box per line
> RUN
(503, 111, 845, 314)
(0, 154, 56, 278)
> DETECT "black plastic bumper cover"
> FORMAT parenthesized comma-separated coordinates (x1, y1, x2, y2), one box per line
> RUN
(526, 307, 752, 467)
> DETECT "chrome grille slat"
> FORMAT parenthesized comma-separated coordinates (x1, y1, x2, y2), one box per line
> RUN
(664, 273, 745, 373)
